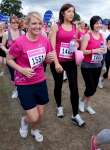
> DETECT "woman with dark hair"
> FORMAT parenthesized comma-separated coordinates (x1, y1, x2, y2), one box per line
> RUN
(49, 3, 85, 127)
(79, 16, 107, 115)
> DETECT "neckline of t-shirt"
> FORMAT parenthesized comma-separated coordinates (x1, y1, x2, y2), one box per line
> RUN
(61, 25, 73, 32)
(90, 32, 102, 41)
(25, 34, 41, 43)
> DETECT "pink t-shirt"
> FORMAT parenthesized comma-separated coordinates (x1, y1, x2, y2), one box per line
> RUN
(9, 35, 52, 85)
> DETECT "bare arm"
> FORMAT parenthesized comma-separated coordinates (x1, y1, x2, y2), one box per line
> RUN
(49, 24, 59, 64)
(2, 32, 9, 53)
(49, 24, 63, 73)
(6, 54, 35, 78)
(81, 33, 107, 55)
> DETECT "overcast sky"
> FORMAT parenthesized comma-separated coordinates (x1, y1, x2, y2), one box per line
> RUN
(0, 0, 110, 22)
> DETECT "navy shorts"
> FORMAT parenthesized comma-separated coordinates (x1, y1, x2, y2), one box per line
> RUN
(17, 80, 49, 110)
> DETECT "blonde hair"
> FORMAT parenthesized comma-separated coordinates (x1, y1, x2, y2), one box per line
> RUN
(25, 11, 43, 25)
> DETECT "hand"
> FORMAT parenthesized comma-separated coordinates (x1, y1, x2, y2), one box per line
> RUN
(46, 51, 55, 63)
(92, 48, 106, 54)
(20, 68, 35, 78)
(55, 63, 63, 73)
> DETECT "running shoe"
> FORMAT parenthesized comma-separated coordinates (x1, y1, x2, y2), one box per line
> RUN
(98, 77, 104, 89)
(57, 106, 64, 118)
(79, 100, 85, 112)
(11, 89, 18, 99)
(71, 114, 85, 127)
(31, 129, 43, 142)
(86, 106, 96, 115)
(19, 117, 28, 138)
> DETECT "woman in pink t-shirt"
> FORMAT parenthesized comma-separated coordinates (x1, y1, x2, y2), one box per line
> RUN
(6, 12, 54, 142)
(78, 21, 87, 40)
(49, 3, 85, 127)
(78, 21, 87, 49)
(79, 16, 107, 115)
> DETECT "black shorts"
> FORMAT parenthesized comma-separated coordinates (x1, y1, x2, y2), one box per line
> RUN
(17, 80, 49, 110)
(0, 49, 6, 57)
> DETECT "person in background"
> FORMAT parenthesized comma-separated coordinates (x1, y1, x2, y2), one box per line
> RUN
(6, 11, 55, 142)
(77, 21, 88, 50)
(98, 19, 110, 88)
(108, 21, 110, 32)
(97, 35, 110, 88)
(79, 16, 107, 115)
(100, 19, 110, 40)
(78, 21, 87, 41)
(49, 3, 85, 127)
(2, 15, 24, 99)
(98, 21, 110, 88)
(0, 22, 6, 76)
(91, 129, 110, 150)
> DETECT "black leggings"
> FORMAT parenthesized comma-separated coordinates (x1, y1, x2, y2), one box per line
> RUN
(103, 59, 110, 79)
(50, 61, 79, 116)
(81, 67, 102, 97)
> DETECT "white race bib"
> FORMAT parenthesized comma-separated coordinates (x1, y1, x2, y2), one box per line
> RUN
(91, 54, 103, 63)
(27, 47, 46, 69)
(59, 42, 73, 59)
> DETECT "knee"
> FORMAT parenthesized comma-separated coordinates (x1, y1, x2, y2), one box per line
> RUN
(29, 113, 40, 123)
(85, 88, 96, 97)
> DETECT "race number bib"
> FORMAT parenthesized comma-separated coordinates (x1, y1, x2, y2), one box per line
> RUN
(91, 54, 103, 63)
(27, 47, 46, 69)
(59, 42, 73, 59)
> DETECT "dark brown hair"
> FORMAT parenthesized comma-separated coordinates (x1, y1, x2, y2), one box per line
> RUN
(59, 3, 75, 24)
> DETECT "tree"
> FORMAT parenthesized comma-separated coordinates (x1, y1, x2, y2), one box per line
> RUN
(0, 0, 23, 17)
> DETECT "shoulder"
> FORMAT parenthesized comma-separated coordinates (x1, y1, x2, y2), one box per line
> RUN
(3, 31, 8, 38)
(83, 32, 90, 40)
(15, 35, 26, 45)
(39, 35, 49, 43)
(81, 32, 90, 43)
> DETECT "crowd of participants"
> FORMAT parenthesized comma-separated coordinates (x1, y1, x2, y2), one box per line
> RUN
(0, 3, 110, 150)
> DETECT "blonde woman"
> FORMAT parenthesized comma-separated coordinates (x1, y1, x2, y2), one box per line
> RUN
(6, 12, 54, 142)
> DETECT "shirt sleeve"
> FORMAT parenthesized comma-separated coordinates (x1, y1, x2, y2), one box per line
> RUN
(9, 41, 22, 58)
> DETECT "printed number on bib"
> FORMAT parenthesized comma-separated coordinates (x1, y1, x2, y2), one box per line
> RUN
(59, 42, 73, 59)
(27, 47, 46, 69)
(91, 54, 103, 63)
